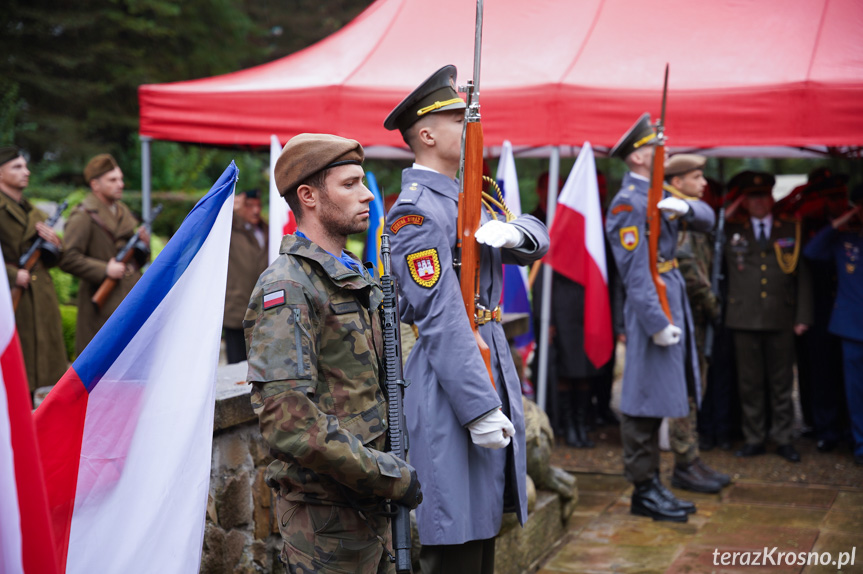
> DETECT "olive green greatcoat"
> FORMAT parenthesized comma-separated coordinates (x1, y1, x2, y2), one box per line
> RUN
(0, 192, 67, 390)
(60, 194, 144, 356)
(223, 214, 268, 330)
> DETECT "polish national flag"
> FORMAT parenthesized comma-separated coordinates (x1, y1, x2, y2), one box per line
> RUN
(0, 252, 59, 574)
(545, 143, 612, 368)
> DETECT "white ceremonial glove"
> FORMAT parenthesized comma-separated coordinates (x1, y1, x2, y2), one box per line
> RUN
(652, 324, 682, 347)
(657, 197, 691, 217)
(475, 220, 524, 249)
(468, 409, 516, 449)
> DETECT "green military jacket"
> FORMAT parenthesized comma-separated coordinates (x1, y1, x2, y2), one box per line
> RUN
(0, 192, 67, 390)
(223, 214, 268, 330)
(724, 215, 813, 331)
(245, 233, 410, 506)
(60, 194, 145, 356)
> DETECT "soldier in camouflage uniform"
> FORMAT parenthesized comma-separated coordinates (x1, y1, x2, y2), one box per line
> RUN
(245, 134, 422, 573)
(663, 155, 730, 494)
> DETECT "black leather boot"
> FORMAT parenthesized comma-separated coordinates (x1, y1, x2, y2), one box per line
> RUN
(653, 474, 697, 514)
(574, 387, 595, 448)
(558, 390, 580, 447)
(672, 461, 722, 493)
(631, 479, 689, 522)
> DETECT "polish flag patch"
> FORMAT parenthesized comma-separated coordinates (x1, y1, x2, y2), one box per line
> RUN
(263, 290, 285, 310)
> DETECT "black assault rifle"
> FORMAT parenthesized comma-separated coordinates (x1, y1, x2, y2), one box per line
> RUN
(11, 199, 68, 311)
(379, 234, 412, 573)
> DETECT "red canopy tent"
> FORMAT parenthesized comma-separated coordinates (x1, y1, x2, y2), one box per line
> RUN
(139, 0, 863, 156)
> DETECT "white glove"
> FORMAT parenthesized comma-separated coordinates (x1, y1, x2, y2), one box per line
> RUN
(468, 409, 515, 449)
(652, 324, 682, 346)
(657, 197, 691, 217)
(475, 220, 524, 249)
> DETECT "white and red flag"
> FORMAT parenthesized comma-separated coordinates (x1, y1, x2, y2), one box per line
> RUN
(268, 134, 295, 263)
(545, 143, 612, 368)
(0, 252, 59, 574)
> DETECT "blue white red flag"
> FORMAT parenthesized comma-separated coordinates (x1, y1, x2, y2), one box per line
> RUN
(364, 172, 385, 277)
(1, 253, 59, 574)
(545, 143, 612, 368)
(496, 141, 535, 373)
(33, 163, 238, 573)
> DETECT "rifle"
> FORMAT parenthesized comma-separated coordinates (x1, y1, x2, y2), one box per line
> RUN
(91, 203, 162, 310)
(454, 0, 495, 389)
(11, 199, 68, 311)
(379, 234, 412, 573)
(647, 65, 673, 322)
(703, 202, 725, 360)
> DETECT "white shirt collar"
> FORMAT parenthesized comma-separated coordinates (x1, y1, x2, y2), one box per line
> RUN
(751, 214, 773, 236)
(412, 162, 438, 174)
(629, 172, 650, 183)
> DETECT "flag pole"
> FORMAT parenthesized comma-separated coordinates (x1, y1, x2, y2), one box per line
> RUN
(536, 145, 560, 412)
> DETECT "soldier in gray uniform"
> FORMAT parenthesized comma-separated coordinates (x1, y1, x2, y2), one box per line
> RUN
(605, 114, 715, 523)
(724, 171, 813, 463)
(245, 134, 422, 573)
(383, 65, 549, 574)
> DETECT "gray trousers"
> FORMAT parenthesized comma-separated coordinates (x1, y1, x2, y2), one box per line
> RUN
(621, 414, 663, 484)
(733, 329, 796, 446)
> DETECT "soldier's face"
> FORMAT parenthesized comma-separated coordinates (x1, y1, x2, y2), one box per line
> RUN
(318, 164, 374, 236)
(243, 197, 262, 226)
(0, 156, 30, 192)
(91, 167, 124, 203)
(674, 170, 707, 199)
(430, 110, 465, 164)
(744, 193, 774, 218)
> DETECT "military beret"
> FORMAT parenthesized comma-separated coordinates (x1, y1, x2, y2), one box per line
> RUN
(384, 65, 466, 133)
(609, 113, 656, 160)
(242, 188, 260, 200)
(665, 154, 706, 178)
(84, 154, 120, 182)
(0, 146, 22, 168)
(728, 170, 775, 196)
(274, 133, 364, 197)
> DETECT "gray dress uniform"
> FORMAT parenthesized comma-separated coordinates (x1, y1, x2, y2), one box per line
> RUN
(386, 167, 549, 545)
(606, 172, 715, 421)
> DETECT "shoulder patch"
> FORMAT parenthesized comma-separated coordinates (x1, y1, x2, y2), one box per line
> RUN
(263, 289, 286, 310)
(612, 204, 633, 215)
(406, 248, 441, 288)
(620, 226, 639, 251)
(390, 214, 424, 234)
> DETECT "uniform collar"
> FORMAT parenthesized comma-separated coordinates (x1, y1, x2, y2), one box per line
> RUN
(0, 189, 31, 226)
(403, 166, 459, 201)
(280, 233, 371, 288)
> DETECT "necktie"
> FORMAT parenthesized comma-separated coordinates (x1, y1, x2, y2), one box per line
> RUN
(757, 221, 768, 249)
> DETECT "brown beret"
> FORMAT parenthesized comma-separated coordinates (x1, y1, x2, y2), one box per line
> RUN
(274, 134, 364, 197)
(665, 154, 706, 178)
(84, 153, 119, 182)
(0, 146, 22, 168)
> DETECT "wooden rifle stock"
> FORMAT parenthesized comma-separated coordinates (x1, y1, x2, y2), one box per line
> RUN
(10, 249, 40, 311)
(647, 64, 673, 323)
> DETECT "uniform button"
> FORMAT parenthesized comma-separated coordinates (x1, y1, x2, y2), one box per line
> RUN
(31, 274, 37, 282)
(761, 252, 766, 258)
(761, 292, 767, 298)
(761, 278, 767, 285)
(761, 264, 767, 271)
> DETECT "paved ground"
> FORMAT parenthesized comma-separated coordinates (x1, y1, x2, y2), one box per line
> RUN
(538, 430, 862, 574)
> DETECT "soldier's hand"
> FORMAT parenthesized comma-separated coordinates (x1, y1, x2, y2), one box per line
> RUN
(35, 221, 62, 248)
(794, 323, 809, 336)
(652, 324, 682, 346)
(106, 258, 126, 279)
(15, 268, 30, 288)
(468, 408, 515, 449)
(398, 466, 423, 509)
(657, 197, 692, 217)
(475, 220, 524, 249)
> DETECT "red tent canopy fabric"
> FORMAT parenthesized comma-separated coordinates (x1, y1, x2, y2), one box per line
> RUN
(138, 0, 863, 153)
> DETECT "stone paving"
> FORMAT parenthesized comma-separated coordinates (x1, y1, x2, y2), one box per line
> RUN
(536, 471, 862, 574)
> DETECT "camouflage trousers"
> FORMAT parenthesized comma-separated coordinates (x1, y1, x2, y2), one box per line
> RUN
(276, 495, 394, 574)
(669, 351, 709, 466)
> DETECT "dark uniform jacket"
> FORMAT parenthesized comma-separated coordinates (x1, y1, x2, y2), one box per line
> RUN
(386, 167, 549, 545)
(245, 234, 412, 506)
(605, 172, 715, 418)
(0, 192, 67, 390)
(224, 214, 268, 330)
(724, 216, 813, 331)
(60, 194, 146, 356)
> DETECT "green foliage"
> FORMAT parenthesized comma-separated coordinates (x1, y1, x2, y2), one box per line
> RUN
(59, 304, 78, 361)
(49, 267, 77, 305)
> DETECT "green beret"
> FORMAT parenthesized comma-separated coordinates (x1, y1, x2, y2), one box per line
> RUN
(274, 133, 364, 197)
(609, 113, 656, 160)
(665, 154, 706, 178)
(728, 170, 775, 196)
(384, 65, 467, 133)
(0, 146, 22, 168)
(84, 153, 119, 182)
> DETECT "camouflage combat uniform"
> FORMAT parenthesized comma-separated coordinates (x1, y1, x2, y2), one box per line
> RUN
(245, 233, 413, 573)
(670, 221, 719, 464)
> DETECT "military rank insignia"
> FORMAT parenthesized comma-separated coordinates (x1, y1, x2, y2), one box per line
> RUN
(263, 289, 285, 310)
(390, 214, 424, 234)
(406, 248, 441, 288)
(611, 204, 633, 215)
(620, 226, 639, 251)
